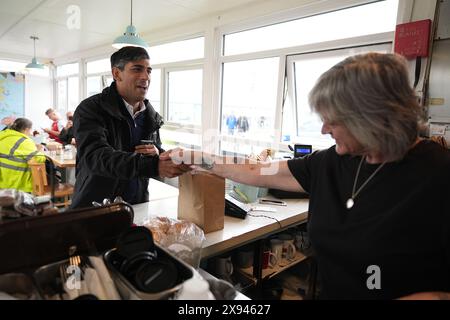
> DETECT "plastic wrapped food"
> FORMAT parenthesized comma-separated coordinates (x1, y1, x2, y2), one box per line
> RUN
(0, 189, 56, 219)
(144, 216, 205, 269)
(0, 189, 17, 207)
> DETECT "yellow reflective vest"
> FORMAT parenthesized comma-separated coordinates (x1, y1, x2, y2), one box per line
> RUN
(0, 129, 45, 193)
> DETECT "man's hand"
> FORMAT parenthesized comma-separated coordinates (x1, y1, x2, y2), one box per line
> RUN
(65, 120, 73, 129)
(159, 148, 204, 166)
(135, 144, 159, 156)
(157, 148, 191, 178)
(158, 157, 191, 178)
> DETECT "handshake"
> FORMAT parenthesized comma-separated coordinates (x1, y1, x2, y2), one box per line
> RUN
(157, 149, 214, 178)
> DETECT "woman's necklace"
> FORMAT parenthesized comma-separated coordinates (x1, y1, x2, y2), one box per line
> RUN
(346, 156, 386, 209)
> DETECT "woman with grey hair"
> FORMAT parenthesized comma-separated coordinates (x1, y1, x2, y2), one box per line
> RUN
(165, 53, 450, 299)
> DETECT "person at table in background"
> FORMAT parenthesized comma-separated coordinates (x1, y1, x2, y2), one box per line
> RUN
(165, 53, 450, 300)
(0, 118, 45, 192)
(58, 111, 76, 146)
(71, 46, 189, 209)
(43, 108, 63, 143)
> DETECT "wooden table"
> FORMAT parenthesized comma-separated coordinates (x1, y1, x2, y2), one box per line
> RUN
(44, 152, 76, 168)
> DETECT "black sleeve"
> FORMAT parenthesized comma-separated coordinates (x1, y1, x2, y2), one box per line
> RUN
(148, 104, 165, 154)
(287, 150, 326, 193)
(58, 128, 69, 144)
(153, 127, 165, 154)
(73, 100, 159, 179)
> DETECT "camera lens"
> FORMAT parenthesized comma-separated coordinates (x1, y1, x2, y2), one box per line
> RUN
(134, 258, 178, 293)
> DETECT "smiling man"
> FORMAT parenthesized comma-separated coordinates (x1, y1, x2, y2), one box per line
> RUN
(71, 46, 189, 209)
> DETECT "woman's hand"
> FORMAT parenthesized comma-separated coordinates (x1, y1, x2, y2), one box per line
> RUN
(135, 144, 159, 156)
(397, 292, 450, 300)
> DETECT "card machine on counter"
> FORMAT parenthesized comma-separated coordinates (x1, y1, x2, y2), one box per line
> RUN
(225, 194, 249, 219)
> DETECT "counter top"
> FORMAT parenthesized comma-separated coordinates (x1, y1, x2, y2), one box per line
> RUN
(133, 181, 309, 259)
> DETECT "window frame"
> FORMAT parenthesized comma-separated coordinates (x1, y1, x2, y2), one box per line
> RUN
(163, 64, 204, 132)
(55, 61, 80, 113)
(285, 42, 393, 150)
(216, 0, 399, 154)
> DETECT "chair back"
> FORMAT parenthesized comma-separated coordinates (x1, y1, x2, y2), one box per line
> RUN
(28, 159, 48, 196)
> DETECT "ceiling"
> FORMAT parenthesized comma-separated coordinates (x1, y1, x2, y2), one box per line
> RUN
(0, 0, 261, 61)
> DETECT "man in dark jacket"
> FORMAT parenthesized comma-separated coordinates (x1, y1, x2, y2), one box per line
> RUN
(71, 46, 188, 209)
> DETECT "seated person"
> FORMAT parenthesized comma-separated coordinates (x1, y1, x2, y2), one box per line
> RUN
(58, 112, 76, 146)
(43, 108, 63, 143)
(0, 118, 46, 193)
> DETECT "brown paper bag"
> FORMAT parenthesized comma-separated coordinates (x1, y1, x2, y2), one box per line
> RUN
(178, 172, 225, 233)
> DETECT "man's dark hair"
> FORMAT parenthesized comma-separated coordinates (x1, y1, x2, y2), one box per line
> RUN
(10, 118, 32, 133)
(110, 46, 150, 70)
(45, 108, 54, 116)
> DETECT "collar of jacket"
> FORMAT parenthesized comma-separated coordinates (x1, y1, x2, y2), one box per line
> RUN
(100, 81, 164, 129)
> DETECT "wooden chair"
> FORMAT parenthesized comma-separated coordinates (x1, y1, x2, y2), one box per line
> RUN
(28, 159, 74, 208)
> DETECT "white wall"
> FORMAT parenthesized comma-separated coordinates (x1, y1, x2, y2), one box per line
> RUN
(24, 74, 53, 131)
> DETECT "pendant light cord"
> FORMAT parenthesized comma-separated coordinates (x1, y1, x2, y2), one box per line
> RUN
(30, 36, 38, 59)
(130, 0, 133, 25)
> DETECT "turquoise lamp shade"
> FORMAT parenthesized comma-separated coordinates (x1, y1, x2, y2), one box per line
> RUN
(25, 57, 44, 69)
(26, 36, 45, 70)
(112, 25, 149, 49)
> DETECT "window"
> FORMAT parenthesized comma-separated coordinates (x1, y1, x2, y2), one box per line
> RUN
(57, 80, 67, 112)
(224, 0, 398, 56)
(56, 62, 79, 77)
(167, 69, 202, 126)
(86, 76, 113, 98)
(149, 37, 204, 65)
(85, 58, 113, 98)
(221, 58, 279, 144)
(86, 75, 113, 97)
(56, 62, 79, 112)
(67, 76, 79, 111)
(147, 68, 161, 113)
(86, 58, 110, 74)
(218, 0, 399, 154)
(86, 76, 101, 97)
(284, 43, 392, 149)
(57, 76, 79, 111)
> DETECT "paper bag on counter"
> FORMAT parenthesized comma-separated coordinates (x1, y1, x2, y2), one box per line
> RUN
(178, 172, 225, 233)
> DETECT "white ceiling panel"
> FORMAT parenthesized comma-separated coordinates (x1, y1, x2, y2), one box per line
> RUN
(0, 0, 262, 60)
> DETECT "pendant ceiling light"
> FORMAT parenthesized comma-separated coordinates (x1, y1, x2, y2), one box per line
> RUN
(112, 0, 149, 49)
(25, 36, 44, 69)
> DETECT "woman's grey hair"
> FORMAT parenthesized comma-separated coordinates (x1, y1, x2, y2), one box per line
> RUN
(10, 118, 33, 133)
(309, 52, 423, 161)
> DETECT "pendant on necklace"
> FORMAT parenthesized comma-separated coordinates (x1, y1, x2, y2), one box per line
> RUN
(346, 198, 354, 209)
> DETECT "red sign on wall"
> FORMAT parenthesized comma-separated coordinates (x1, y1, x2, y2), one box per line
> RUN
(394, 19, 431, 59)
